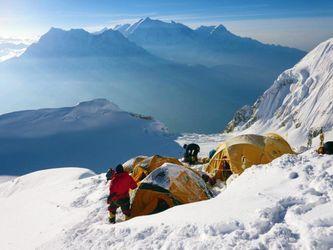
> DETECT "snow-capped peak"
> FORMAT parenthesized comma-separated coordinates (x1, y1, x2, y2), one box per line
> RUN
(226, 37, 333, 147)
(142, 16, 153, 22)
(22, 27, 146, 58)
(123, 17, 159, 35)
(212, 24, 228, 33)
(74, 98, 121, 113)
(121, 17, 192, 37)
(0, 99, 124, 138)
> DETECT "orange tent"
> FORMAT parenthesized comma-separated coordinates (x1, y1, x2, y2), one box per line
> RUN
(130, 163, 211, 218)
(131, 155, 183, 183)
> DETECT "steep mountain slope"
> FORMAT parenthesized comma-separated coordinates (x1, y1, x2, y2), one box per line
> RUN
(0, 99, 182, 175)
(226, 38, 333, 147)
(0, 27, 278, 133)
(1, 151, 332, 249)
(116, 18, 305, 72)
(114, 24, 130, 34)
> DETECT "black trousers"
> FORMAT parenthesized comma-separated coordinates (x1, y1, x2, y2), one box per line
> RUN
(108, 197, 131, 216)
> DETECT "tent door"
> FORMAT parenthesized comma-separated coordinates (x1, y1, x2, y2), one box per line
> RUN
(151, 199, 170, 214)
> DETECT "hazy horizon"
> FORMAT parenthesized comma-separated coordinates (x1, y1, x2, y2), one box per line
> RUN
(1, 0, 333, 51)
(0, 0, 332, 133)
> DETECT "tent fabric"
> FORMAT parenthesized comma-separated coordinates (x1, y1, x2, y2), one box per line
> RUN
(131, 155, 183, 183)
(206, 133, 294, 180)
(123, 156, 147, 173)
(324, 141, 333, 155)
(130, 163, 211, 218)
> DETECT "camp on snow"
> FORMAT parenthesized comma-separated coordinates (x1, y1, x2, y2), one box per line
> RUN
(129, 155, 183, 183)
(115, 133, 294, 219)
(130, 163, 212, 218)
(206, 133, 294, 181)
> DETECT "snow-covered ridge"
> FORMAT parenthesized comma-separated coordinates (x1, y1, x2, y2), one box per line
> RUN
(1, 151, 332, 249)
(115, 17, 193, 37)
(0, 99, 123, 138)
(114, 17, 304, 70)
(115, 17, 245, 41)
(0, 99, 182, 175)
(226, 37, 333, 147)
(22, 27, 148, 58)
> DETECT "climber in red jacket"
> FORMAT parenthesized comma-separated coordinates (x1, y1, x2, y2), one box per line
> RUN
(107, 164, 137, 224)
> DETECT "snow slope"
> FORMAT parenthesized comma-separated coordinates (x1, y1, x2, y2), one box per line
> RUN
(0, 99, 182, 175)
(0, 168, 97, 250)
(226, 37, 333, 148)
(176, 133, 229, 158)
(1, 151, 332, 249)
(0, 176, 16, 184)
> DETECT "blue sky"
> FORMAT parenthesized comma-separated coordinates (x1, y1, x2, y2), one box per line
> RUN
(0, 0, 332, 50)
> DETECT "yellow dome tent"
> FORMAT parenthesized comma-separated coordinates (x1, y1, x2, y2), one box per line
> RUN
(206, 133, 294, 181)
(131, 155, 183, 183)
(123, 155, 148, 173)
(130, 163, 211, 218)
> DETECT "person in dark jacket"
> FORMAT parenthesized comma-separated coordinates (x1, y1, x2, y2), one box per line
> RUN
(183, 143, 200, 164)
(209, 149, 216, 159)
(107, 164, 137, 224)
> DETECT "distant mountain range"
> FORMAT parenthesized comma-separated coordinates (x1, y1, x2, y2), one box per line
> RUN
(24, 28, 148, 58)
(115, 17, 305, 72)
(0, 18, 306, 133)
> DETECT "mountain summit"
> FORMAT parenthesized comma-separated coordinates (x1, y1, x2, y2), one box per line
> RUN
(117, 17, 194, 45)
(23, 28, 147, 58)
(115, 18, 305, 71)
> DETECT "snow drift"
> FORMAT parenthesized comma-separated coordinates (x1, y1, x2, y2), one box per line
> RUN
(0, 99, 182, 175)
(226, 37, 333, 148)
(0, 151, 332, 249)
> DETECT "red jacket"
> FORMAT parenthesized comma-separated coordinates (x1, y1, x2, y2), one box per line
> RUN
(109, 172, 137, 201)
